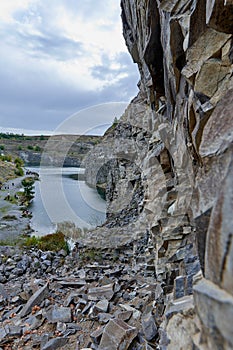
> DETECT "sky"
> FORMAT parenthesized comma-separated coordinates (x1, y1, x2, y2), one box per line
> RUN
(0, 0, 139, 135)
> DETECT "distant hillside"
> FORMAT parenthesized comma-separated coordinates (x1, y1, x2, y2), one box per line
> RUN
(0, 133, 102, 167)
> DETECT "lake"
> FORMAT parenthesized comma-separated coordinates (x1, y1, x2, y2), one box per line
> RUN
(28, 167, 106, 236)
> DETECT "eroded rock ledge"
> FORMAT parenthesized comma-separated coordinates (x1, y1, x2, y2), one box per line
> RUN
(84, 1, 233, 349)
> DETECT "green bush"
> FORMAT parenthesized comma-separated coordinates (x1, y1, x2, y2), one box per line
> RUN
(24, 232, 69, 252)
(34, 145, 41, 152)
(14, 157, 24, 167)
(0, 155, 12, 162)
(27, 145, 33, 150)
(15, 167, 24, 176)
(0, 145, 4, 150)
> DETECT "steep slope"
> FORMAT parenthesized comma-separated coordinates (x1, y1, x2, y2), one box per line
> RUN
(84, 1, 233, 348)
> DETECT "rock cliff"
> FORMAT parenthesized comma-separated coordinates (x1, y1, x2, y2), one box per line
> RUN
(84, 1, 233, 349)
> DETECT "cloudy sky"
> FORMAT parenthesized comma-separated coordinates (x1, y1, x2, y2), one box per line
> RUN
(0, 0, 139, 135)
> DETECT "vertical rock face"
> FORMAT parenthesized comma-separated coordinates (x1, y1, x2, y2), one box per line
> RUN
(84, 1, 233, 348)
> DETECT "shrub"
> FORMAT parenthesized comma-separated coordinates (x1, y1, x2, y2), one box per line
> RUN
(21, 177, 34, 188)
(0, 145, 4, 150)
(24, 232, 69, 252)
(15, 167, 24, 176)
(0, 155, 12, 162)
(27, 145, 33, 150)
(14, 157, 24, 167)
(34, 145, 41, 152)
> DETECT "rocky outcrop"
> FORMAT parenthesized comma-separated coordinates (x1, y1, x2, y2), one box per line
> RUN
(84, 1, 233, 349)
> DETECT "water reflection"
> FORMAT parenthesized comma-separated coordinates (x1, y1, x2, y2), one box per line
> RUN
(29, 167, 106, 236)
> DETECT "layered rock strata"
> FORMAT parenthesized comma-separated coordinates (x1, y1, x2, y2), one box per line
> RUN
(84, 1, 233, 348)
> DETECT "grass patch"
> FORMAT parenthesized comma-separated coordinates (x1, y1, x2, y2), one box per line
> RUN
(0, 236, 24, 246)
(2, 214, 17, 221)
(23, 232, 69, 253)
(79, 248, 103, 263)
(0, 206, 10, 215)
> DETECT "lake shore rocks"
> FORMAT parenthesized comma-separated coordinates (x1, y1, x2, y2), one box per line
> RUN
(0, 175, 36, 243)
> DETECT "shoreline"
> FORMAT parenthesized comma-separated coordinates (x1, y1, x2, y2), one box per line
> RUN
(0, 173, 36, 243)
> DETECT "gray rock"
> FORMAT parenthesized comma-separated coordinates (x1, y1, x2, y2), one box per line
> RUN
(20, 283, 49, 318)
(58, 249, 67, 257)
(88, 283, 115, 301)
(82, 301, 94, 314)
(57, 279, 86, 288)
(165, 296, 194, 320)
(17, 255, 31, 271)
(66, 323, 82, 331)
(115, 310, 132, 321)
(90, 326, 104, 344)
(41, 337, 68, 350)
(0, 327, 7, 341)
(174, 276, 185, 299)
(94, 299, 109, 313)
(194, 278, 233, 350)
(141, 313, 157, 341)
(0, 284, 8, 301)
(6, 325, 22, 336)
(56, 322, 67, 333)
(13, 268, 24, 276)
(119, 304, 141, 319)
(24, 314, 44, 330)
(98, 312, 114, 324)
(46, 306, 72, 323)
(63, 291, 82, 307)
(98, 319, 137, 350)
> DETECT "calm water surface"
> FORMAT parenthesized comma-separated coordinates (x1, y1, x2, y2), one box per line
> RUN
(28, 167, 106, 236)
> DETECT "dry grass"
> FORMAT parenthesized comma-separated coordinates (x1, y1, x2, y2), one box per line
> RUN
(0, 160, 17, 183)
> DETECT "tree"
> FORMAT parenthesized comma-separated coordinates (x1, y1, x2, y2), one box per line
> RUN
(113, 117, 118, 125)
(21, 177, 35, 203)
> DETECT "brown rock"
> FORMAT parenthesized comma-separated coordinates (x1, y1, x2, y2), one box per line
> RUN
(182, 28, 231, 79)
(205, 156, 233, 294)
(194, 278, 233, 350)
(194, 59, 231, 98)
(206, 0, 233, 33)
(199, 88, 233, 157)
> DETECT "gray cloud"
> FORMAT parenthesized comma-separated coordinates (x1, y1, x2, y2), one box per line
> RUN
(0, 51, 138, 132)
(0, 1, 139, 134)
(91, 52, 137, 81)
(57, 0, 118, 22)
(1, 20, 85, 62)
(18, 31, 85, 61)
